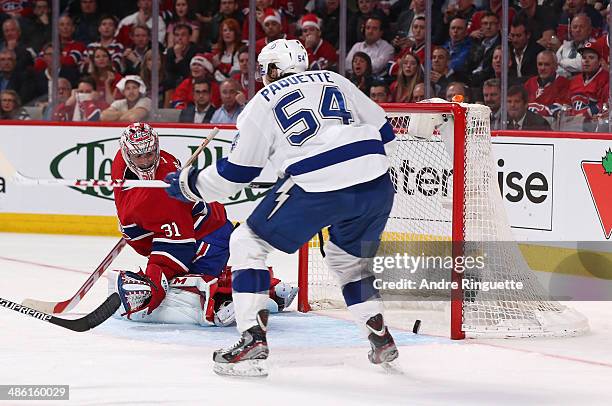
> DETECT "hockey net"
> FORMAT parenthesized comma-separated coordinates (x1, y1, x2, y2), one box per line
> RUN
(297, 102, 589, 339)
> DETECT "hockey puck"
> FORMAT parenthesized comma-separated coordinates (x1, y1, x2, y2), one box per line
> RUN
(412, 319, 421, 334)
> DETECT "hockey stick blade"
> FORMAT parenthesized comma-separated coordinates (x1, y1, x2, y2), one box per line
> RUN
(0, 293, 120, 332)
(22, 239, 127, 313)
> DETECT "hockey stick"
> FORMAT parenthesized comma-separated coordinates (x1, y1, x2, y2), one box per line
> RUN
(20, 129, 220, 314)
(0, 128, 221, 189)
(22, 239, 127, 313)
(1, 293, 121, 332)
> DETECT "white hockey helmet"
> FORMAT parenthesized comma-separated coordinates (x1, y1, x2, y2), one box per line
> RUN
(257, 39, 308, 85)
(119, 122, 160, 180)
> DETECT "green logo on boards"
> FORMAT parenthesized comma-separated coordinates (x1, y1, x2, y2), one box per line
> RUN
(49, 135, 269, 205)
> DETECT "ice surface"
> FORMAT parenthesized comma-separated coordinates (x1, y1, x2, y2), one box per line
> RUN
(1, 233, 611, 405)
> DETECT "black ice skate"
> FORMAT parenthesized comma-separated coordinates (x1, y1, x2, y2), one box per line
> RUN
(366, 314, 399, 366)
(213, 309, 270, 377)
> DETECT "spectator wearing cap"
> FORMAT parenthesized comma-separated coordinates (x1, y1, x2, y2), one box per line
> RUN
(116, 0, 166, 48)
(567, 41, 609, 124)
(506, 85, 551, 130)
(179, 78, 217, 123)
(524, 50, 570, 118)
(172, 53, 221, 109)
(101, 75, 151, 121)
(345, 16, 394, 75)
(210, 78, 243, 124)
(556, 14, 595, 78)
(165, 23, 203, 88)
(297, 13, 337, 71)
(241, 1, 288, 43)
(85, 14, 125, 73)
(255, 8, 293, 54)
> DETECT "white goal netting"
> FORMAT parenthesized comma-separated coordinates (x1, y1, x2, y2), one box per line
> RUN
(300, 103, 589, 338)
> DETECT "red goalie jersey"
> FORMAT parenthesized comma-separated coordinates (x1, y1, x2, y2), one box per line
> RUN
(112, 149, 230, 282)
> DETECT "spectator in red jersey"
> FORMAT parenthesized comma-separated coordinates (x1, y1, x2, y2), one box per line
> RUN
(390, 52, 423, 102)
(51, 76, 109, 121)
(172, 53, 221, 109)
(298, 13, 337, 71)
(568, 41, 609, 130)
(242, 0, 288, 43)
(507, 85, 552, 130)
(116, 0, 166, 48)
(73, 0, 102, 45)
(101, 75, 151, 122)
(166, 0, 200, 48)
(212, 18, 242, 83)
(392, 15, 426, 64)
(556, 0, 604, 42)
(0, 17, 33, 71)
(255, 8, 292, 53)
(231, 47, 262, 102)
(123, 24, 152, 76)
(33, 15, 86, 72)
(85, 15, 124, 74)
(88, 46, 122, 105)
(0, 0, 32, 18)
(525, 50, 570, 118)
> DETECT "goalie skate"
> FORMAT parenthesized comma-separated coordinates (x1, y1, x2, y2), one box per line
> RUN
(213, 310, 270, 377)
(366, 314, 399, 366)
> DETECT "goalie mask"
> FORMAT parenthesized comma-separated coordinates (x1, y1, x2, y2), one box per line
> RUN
(120, 122, 160, 180)
(257, 39, 308, 85)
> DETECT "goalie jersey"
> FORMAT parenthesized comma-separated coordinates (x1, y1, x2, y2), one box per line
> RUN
(195, 70, 396, 201)
(112, 150, 229, 278)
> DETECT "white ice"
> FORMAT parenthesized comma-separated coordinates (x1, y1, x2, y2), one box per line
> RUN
(1, 233, 611, 405)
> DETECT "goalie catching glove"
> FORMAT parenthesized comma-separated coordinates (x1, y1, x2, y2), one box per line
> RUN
(164, 167, 202, 203)
(116, 265, 169, 319)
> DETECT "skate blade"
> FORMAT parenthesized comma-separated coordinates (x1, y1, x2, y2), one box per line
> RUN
(213, 359, 269, 378)
(380, 361, 404, 375)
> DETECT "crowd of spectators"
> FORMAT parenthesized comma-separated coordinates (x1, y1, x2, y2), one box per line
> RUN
(0, 0, 610, 131)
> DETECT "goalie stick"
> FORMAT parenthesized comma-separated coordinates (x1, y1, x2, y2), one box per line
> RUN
(0, 128, 220, 189)
(20, 128, 220, 314)
(1, 293, 121, 332)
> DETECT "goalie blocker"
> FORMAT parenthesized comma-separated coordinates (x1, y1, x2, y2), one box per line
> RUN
(108, 267, 297, 327)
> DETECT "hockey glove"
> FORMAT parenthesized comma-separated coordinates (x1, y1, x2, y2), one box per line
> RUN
(164, 167, 202, 203)
(116, 266, 169, 318)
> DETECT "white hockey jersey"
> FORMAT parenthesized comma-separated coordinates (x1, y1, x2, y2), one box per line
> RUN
(196, 70, 395, 201)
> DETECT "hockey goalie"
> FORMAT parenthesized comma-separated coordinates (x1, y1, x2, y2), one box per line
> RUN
(108, 122, 298, 327)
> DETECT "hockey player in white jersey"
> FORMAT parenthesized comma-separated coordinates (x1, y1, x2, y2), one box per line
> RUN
(165, 39, 398, 377)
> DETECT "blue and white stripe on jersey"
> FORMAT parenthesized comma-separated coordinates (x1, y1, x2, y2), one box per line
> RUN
(151, 237, 196, 272)
(119, 223, 154, 241)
